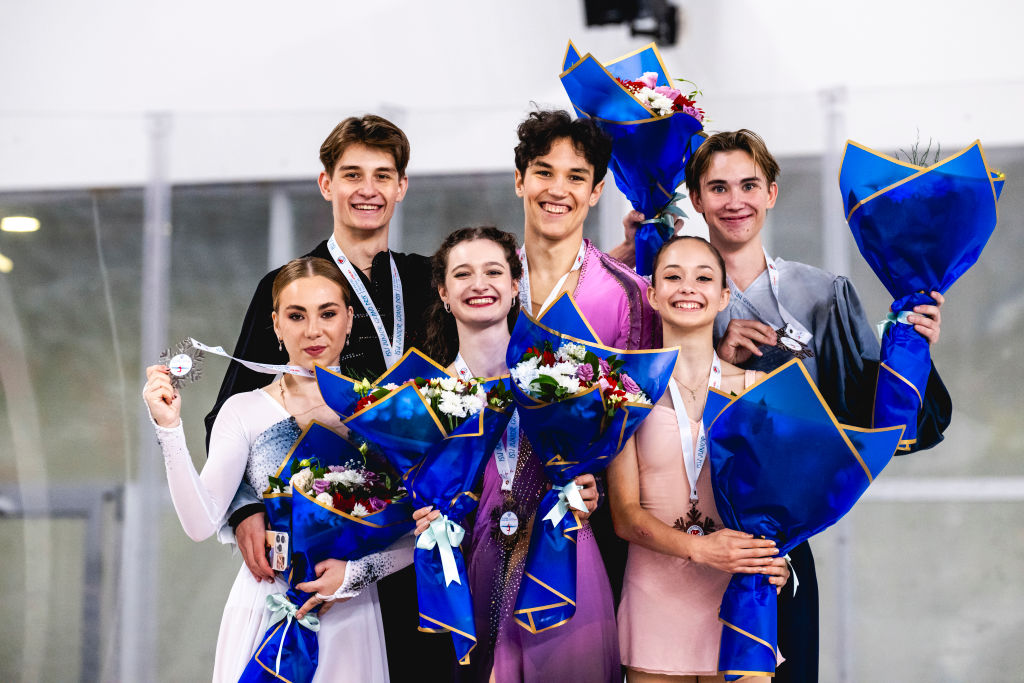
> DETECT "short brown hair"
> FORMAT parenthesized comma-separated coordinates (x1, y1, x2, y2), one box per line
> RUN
(319, 115, 411, 177)
(685, 129, 780, 197)
(272, 256, 352, 311)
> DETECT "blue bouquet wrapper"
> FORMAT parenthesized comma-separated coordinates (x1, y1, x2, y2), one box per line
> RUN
(242, 423, 413, 683)
(560, 40, 705, 275)
(839, 140, 1003, 449)
(338, 349, 515, 664)
(508, 294, 676, 632)
(708, 360, 904, 679)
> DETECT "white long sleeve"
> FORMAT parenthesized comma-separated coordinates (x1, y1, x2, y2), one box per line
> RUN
(151, 389, 288, 542)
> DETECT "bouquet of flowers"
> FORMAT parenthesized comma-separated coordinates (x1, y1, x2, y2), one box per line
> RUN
(707, 359, 905, 679)
(838, 140, 1004, 449)
(316, 349, 515, 665)
(506, 294, 676, 633)
(560, 40, 707, 275)
(239, 423, 413, 683)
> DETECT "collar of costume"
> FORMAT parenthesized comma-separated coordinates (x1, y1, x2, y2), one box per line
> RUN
(517, 240, 587, 317)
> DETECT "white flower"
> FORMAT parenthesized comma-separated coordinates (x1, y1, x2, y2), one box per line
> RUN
(438, 392, 468, 418)
(290, 468, 313, 493)
(556, 375, 582, 395)
(419, 385, 431, 397)
(461, 392, 485, 416)
(325, 469, 365, 487)
(439, 377, 458, 392)
(558, 342, 587, 363)
(316, 492, 333, 507)
(350, 502, 370, 518)
(382, 382, 399, 391)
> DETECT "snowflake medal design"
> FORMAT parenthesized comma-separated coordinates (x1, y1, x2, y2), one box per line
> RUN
(159, 338, 205, 390)
(674, 500, 717, 536)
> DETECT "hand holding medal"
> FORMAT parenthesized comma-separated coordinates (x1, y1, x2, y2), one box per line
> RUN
(144, 339, 205, 428)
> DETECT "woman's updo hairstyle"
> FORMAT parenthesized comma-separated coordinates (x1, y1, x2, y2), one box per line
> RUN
(271, 256, 353, 311)
(650, 235, 727, 287)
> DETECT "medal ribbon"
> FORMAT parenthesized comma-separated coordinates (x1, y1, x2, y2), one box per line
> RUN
(542, 481, 588, 526)
(327, 236, 405, 368)
(188, 338, 338, 378)
(415, 515, 466, 586)
(727, 248, 813, 346)
(518, 240, 586, 317)
(454, 354, 520, 492)
(667, 353, 722, 503)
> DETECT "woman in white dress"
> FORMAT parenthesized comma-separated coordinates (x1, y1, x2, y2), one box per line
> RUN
(143, 256, 412, 682)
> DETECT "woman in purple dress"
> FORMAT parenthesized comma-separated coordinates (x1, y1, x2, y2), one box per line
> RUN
(415, 226, 616, 682)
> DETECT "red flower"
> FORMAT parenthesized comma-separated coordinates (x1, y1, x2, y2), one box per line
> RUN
(541, 350, 556, 366)
(354, 395, 374, 412)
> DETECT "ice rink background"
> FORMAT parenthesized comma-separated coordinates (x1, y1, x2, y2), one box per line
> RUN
(0, 1, 1022, 680)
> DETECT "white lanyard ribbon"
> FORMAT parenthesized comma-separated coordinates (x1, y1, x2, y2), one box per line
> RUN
(518, 241, 586, 317)
(727, 248, 812, 346)
(667, 353, 722, 502)
(187, 338, 337, 378)
(454, 353, 519, 492)
(326, 236, 405, 368)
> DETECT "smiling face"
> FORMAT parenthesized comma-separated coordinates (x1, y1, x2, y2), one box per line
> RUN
(438, 238, 518, 330)
(317, 143, 408, 237)
(272, 275, 354, 370)
(515, 137, 604, 244)
(691, 149, 778, 252)
(648, 238, 729, 331)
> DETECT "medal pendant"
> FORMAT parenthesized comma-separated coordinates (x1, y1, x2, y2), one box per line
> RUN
(498, 511, 519, 536)
(774, 326, 814, 359)
(674, 500, 717, 537)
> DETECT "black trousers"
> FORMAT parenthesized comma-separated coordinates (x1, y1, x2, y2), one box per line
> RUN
(774, 540, 819, 683)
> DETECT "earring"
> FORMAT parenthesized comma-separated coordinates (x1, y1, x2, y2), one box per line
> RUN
(444, 302, 451, 313)
(278, 338, 283, 352)
(512, 294, 519, 306)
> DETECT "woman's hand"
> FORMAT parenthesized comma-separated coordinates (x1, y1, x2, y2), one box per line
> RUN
(143, 365, 182, 428)
(236, 512, 275, 583)
(295, 558, 350, 620)
(573, 474, 600, 522)
(413, 506, 440, 536)
(765, 556, 790, 594)
(689, 528, 779, 574)
(909, 290, 944, 345)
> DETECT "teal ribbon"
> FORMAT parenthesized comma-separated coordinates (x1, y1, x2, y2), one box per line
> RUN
(639, 192, 688, 228)
(876, 310, 913, 338)
(542, 482, 587, 526)
(265, 593, 321, 677)
(416, 515, 465, 586)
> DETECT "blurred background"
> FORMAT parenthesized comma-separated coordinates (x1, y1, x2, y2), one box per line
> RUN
(0, 1, 1021, 680)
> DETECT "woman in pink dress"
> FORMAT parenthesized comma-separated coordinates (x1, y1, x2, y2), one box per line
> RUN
(608, 236, 789, 682)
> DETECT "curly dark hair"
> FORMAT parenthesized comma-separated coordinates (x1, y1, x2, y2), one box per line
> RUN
(423, 227, 523, 366)
(513, 110, 612, 187)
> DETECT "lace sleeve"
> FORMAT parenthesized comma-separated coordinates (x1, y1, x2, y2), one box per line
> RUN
(331, 532, 415, 599)
(150, 399, 250, 542)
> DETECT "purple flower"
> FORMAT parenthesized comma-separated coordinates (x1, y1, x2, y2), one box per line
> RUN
(653, 85, 681, 100)
(598, 358, 612, 376)
(312, 479, 330, 495)
(368, 496, 387, 512)
(576, 364, 595, 382)
(621, 373, 641, 394)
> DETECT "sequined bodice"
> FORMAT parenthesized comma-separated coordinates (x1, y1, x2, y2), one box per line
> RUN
(245, 417, 302, 497)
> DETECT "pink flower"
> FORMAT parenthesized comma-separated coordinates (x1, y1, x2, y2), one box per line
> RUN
(639, 72, 659, 89)
(598, 377, 613, 393)
(653, 85, 681, 101)
(576, 364, 595, 382)
(621, 374, 641, 394)
(312, 479, 330, 495)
